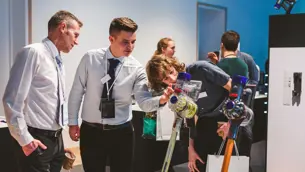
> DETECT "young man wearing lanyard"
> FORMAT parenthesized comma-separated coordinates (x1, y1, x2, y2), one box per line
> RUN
(68, 17, 174, 172)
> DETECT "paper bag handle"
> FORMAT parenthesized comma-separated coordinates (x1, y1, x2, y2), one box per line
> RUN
(216, 139, 240, 159)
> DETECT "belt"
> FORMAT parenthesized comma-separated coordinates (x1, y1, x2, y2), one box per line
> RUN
(28, 126, 62, 138)
(82, 121, 131, 130)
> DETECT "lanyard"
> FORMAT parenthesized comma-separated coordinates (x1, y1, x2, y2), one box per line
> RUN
(104, 54, 125, 99)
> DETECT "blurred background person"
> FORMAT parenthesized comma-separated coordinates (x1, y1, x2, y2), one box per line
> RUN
(154, 37, 176, 58)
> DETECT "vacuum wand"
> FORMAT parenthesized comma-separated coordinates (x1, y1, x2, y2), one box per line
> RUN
(161, 72, 201, 172)
(221, 75, 248, 172)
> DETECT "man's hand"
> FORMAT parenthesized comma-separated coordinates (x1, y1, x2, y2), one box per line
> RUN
(64, 148, 76, 159)
(188, 146, 204, 172)
(64, 148, 74, 155)
(22, 139, 47, 156)
(69, 125, 80, 141)
(207, 52, 217, 58)
(207, 52, 219, 64)
(217, 122, 231, 140)
(63, 148, 76, 170)
(159, 84, 174, 105)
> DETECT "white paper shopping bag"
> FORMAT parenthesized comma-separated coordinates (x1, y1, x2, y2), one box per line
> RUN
(156, 104, 180, 141)
(206, 155, 249, 172)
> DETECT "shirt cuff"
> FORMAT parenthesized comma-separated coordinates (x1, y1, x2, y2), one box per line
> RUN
(159, 102, 167, 107)
(18, 129, 34, 147)
(68, 118, 79, 126)
(153, 96, 163, 110)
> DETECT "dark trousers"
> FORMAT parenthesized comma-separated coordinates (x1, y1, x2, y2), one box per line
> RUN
(13, 128, 65, 172)
(139, 124, 189, 172)
(80, 121, 134, 172)
(140, 140, 176, 172)
(194, 117, 224, 172)
(194, 117, 253, 172)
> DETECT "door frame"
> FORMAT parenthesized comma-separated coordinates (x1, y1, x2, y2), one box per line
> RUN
(196, 2, 227, 60)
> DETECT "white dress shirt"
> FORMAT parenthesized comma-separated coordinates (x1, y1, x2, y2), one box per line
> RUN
(2, 38, 65, 146)
(68, 48, 161, 125)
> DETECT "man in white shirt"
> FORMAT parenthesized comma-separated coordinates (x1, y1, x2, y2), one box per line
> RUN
(2, 10, 82, 172)
(68, 17, 173, 172)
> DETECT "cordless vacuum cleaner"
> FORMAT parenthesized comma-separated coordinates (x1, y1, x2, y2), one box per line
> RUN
(220, 75, 248, 172)
(161, 72, 201, 172)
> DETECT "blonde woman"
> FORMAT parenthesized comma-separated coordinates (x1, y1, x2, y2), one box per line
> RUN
(154, 37, 176, 58)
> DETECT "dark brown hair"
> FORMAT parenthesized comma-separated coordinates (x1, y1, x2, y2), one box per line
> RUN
(146, 54, 185, 91)
(109, 17, 138, 36)
(154, 37, 173, 55)
(221, 30, 240, 51)
(48, 10, 83, 32)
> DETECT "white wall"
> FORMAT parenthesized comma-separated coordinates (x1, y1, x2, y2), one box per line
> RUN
(11, 0, 29, 62)
(31, 0, 197, 147)
(0, 0, 10, 117)
(267, 48, 305, 172)
(0, 0, 28, 117)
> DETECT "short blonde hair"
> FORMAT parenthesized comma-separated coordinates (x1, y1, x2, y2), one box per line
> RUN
(146, 54, 185, 91)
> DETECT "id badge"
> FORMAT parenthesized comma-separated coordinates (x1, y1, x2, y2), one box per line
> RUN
(100, 98, 115, 118)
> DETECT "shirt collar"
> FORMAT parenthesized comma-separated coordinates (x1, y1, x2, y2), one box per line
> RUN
(43, 37, 60, 58)
(106, 47, 125, 63)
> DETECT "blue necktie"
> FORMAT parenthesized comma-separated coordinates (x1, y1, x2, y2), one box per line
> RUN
(55, 55, 64, 126)
(55, 55, 62, 71)
(102, 59, 120, 99)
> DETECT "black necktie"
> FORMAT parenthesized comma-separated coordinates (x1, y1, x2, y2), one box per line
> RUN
(102, 59, 120, 99)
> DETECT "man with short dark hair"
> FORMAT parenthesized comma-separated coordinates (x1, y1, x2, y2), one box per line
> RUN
(3, 10, 82, 172)
(207, 31, 259, 84)
(68, 17, 173, 172)
(217, 30, 253, 160)
(217, 30, 248, 77)
(207, 31, 254, 171)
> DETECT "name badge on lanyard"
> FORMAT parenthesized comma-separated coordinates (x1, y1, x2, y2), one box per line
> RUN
(101, 74, 111, 84)
(100, 53, 125, 119)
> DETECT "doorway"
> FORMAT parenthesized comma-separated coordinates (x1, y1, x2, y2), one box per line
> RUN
(197, 3, 227, 60)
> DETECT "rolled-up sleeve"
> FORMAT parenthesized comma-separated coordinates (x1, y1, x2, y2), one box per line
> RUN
(68, 53, 88, 126)
(133, 67, 161, 112)
(2, 47, 39, 146)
